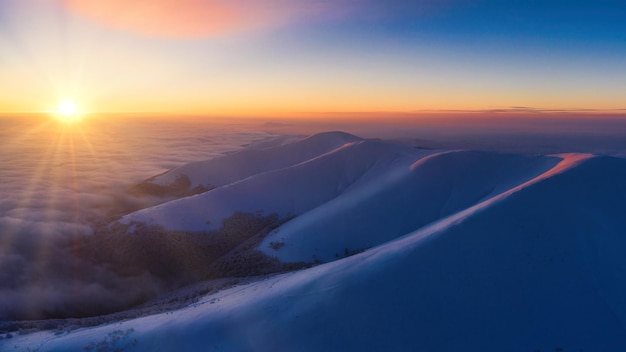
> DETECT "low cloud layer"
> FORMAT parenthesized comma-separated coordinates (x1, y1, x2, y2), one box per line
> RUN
(0, 116, 271, 320)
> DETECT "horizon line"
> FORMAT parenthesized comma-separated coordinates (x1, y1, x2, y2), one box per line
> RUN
(2, 108, 626, 120)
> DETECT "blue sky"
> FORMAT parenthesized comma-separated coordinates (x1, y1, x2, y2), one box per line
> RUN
(1, 0, 625, 115)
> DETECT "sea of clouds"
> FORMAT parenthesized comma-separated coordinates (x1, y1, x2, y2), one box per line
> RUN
(0, 115, 276, 320)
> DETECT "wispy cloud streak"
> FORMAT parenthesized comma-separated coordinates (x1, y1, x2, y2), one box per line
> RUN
(61, 0, 337, 37)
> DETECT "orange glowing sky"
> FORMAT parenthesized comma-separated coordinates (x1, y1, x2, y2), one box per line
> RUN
(1, 0, 625, 117)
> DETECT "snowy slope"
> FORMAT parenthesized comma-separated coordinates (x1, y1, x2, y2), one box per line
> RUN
(121, 136, 432, 231)
(123, 132, 563, 264)
(150, 131, 361, 188)
(9, 154, 626, 351)
(259, 150, 560, 262)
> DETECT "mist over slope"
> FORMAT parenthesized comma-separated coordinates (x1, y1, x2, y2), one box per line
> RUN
(7, 133, 626, 351)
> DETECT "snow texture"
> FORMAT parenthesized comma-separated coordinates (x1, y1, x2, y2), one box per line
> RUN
(6, 132, 626, 352)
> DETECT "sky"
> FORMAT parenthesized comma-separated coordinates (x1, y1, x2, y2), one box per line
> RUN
(1, 0, 626, 116)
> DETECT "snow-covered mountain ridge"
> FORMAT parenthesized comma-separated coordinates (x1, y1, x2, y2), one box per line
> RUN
(6, 132, 626, 351)
(120, 131, 562, 263)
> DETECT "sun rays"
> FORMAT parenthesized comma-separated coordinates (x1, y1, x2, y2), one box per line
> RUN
(55, 99, 82, 123)
(0, 117, 101, 285)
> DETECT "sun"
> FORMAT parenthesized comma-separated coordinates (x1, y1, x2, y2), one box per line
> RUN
(56, 99, 79, 122)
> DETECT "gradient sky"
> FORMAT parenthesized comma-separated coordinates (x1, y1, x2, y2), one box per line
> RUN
(1, 0, 625, 116)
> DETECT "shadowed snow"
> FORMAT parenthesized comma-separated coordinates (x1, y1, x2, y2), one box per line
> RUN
(9, 153, 626, 352)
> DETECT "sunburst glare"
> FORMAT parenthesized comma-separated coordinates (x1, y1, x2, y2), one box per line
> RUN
(56, 99, 80, 122)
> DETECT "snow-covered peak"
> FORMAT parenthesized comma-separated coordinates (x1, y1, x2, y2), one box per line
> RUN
(148, 131, 363, 189)
(120, 136, 426, 232)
